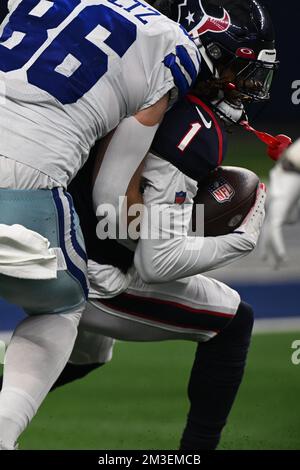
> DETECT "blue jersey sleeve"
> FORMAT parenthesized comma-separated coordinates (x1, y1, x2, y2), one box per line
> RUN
(163, 43, 200, 98)
(159, 23, 201, 100)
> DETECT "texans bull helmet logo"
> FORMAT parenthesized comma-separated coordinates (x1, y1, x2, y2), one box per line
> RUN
(177, 0, 231, 38)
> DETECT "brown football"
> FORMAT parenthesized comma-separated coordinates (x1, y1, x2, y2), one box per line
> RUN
(192, 166, 259, 236)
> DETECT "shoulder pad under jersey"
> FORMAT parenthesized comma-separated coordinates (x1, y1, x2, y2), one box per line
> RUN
(151, 94, 227, 182)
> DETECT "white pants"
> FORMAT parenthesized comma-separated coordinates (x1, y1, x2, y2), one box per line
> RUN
(70, 269, 240, 364)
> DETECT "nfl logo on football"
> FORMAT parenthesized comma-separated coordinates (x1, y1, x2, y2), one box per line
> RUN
(209, 179, 235, 204)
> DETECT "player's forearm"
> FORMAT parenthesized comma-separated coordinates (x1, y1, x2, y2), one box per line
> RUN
(134, 232, 255, 283)
(135, 185, 266, 283)
(93, 117, 158, 219)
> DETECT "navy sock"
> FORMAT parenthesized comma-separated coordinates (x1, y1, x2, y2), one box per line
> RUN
(180, 301, 254, 450)
(50, 362, 104, 391)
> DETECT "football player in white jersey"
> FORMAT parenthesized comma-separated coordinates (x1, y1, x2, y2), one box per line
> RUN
(37, 0, 275, 450)
(0, 0, 200, 449)
(260, 138, 300, 268)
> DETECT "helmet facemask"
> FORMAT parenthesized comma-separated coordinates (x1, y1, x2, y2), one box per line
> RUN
(232, 58, 278, 102)
(206, 43, 279, 103)
(194, 42, 279, 125)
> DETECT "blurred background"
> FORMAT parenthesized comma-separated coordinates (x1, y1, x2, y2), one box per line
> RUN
(0, 0, 299, 450)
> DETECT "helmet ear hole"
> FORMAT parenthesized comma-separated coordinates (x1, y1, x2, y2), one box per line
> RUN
(207, 43, 222, 60)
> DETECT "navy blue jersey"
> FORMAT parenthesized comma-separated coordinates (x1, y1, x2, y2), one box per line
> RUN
(151, 94, 227, 182)
(69, 97, 228, 272)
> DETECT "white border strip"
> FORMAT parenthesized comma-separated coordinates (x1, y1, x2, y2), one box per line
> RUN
(254, 317, 300, 334)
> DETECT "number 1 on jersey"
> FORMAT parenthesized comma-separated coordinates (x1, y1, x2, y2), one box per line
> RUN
(177, 122, 202, 153)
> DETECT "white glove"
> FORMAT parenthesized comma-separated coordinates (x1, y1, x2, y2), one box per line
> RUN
(260, 164, 300, 269)
(235, 183, 267, 246)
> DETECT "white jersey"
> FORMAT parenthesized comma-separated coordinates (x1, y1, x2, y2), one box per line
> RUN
(0, 0, 200, 187)
(142, 152, 199, 239)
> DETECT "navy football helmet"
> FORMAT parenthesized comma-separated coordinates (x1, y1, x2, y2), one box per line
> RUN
(154, 0, 278, 102)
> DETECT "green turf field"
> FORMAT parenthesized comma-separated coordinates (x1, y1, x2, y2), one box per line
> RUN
(2, 331, 299, 450)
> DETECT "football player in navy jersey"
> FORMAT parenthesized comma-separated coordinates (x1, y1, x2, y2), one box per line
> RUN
(0, 0, 277, 450)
